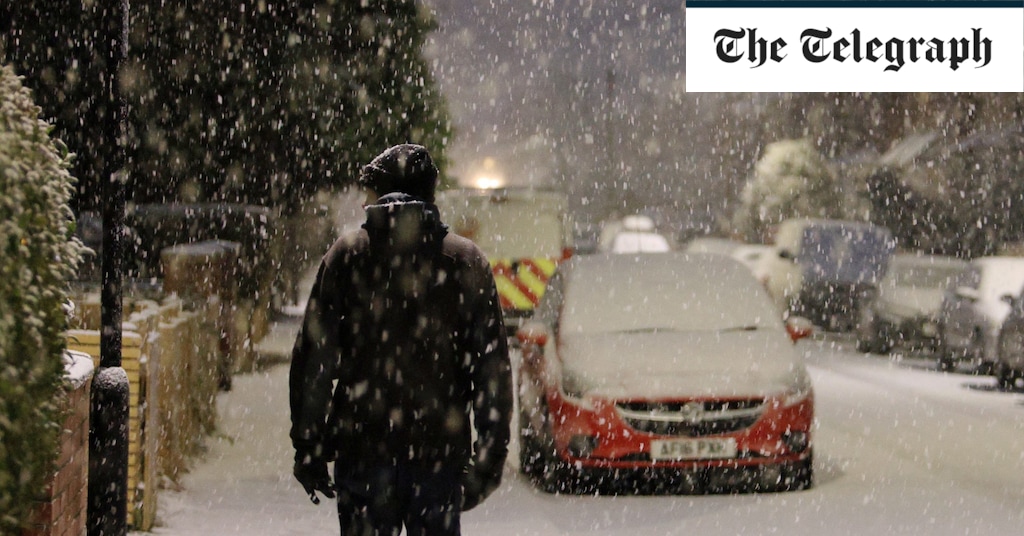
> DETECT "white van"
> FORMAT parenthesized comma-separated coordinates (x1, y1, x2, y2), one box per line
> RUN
(435, 187, 573, 326)
(762, 218, 894, 331)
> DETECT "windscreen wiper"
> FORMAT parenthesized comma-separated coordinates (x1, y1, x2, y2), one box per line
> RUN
(720, 325, 760, 332)
(615, 327, 676, 334)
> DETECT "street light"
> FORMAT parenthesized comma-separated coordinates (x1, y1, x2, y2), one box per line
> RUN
(90, 1, 130, 535)
(467, 156, 507, 189)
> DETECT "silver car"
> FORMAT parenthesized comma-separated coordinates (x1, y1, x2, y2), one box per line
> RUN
(936, 256, 1024, 373)
(856, 254, 966, 354)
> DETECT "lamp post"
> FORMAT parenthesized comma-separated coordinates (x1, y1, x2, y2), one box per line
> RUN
(89, 1, 130, 534)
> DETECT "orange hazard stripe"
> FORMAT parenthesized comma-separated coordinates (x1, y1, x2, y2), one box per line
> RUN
(495, 276, 537, 310)
(491, 257, 560, 310)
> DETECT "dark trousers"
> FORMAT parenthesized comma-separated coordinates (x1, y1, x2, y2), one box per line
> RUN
(334, 463, 462, 536)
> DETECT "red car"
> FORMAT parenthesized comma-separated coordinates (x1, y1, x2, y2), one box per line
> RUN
(516, 252, 814, 494)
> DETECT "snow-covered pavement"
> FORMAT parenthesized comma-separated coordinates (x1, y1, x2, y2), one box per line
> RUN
(134, 332, 1024, 536)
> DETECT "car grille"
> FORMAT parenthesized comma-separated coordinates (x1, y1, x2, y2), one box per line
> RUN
(615, 399, 765, 437)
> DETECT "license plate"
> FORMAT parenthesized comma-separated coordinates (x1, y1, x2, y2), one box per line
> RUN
(650, 438, 738, 460)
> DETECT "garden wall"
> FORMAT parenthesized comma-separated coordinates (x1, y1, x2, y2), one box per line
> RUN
(64, 241, 248, 531)
(21, 352, 93, 536)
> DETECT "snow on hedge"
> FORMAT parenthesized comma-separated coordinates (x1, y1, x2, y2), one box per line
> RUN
(0, 63, 86, 533)
(733, 139, 841, 242)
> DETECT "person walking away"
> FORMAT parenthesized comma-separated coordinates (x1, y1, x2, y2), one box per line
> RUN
(289, 144, 513, 535)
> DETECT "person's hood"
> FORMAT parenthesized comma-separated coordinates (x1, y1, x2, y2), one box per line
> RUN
(362, 192, 448, 248)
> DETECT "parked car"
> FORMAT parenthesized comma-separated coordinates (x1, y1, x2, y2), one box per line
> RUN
(936, 256, 1024, 373)
(684, 238, 771, 282)
(598, 215, 671, 254)
(856, 253, 967, 354)
(762, 218, 894, 331)
(683, 236, 746, 256)
(995, 290, 1024, 390)
(516, 252, 815, 495)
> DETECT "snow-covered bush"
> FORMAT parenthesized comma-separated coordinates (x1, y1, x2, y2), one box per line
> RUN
(0, 64, 85, 532)
(733, 139, 842, 242)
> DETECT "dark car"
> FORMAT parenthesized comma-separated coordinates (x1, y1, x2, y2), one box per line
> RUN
(516, 252, 814, 495)
(856, 253, 967, 354)
(995, 290, 1024, 390)
(936, 256, 1024, 373)
(763, 218, 894, 332)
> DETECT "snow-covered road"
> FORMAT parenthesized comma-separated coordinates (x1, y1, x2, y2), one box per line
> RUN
(138, 336, 1024, 536)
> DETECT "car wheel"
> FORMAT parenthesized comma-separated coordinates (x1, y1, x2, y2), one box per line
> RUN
(532, 450, 572, 494)
(968, 330, 992, 375)
(517, 418, 544, 477)
(876, 332, 894, 354)
(996, 329, 1024, 391)
(517, 400, 570, 493)
(936, 342, 957, 372)
(994, 361, 1015, 391)
(517, 392, 547, 473)
(857, 309, 895, 355)
(518, 414, 558, 477)
(855, 306, 880, 353)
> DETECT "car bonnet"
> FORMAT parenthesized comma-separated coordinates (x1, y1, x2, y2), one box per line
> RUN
(556, 329, 804, 400)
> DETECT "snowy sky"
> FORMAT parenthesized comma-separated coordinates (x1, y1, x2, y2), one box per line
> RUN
(422, 0, 686, 187)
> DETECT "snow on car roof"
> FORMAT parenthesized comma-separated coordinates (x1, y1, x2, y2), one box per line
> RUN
(610, 231, 671, 253)
(561, 252, 781, 334)
(884, 253, 966, 288)
(891, 252, 966, 268)
(620, 214, 656, 231)
(974, 256, 1024, 298)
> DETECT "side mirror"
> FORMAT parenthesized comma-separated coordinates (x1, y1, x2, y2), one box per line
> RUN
(1001, 293, 1017, 306)
(778, 249, 797, 262)
(785, 316, 814, 343)
(517, 321, 550, 369)
(517, 321, 550, 347)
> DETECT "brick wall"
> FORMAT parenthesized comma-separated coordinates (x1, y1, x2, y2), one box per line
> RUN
(23, 379, 91, 536)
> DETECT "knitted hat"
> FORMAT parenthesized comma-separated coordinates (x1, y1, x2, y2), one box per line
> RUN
(358, 144, 439, 202)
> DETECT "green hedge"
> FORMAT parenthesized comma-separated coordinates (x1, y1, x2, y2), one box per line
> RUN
(0, 64, 85, 532)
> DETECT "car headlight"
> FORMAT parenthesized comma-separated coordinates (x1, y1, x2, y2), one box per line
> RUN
(560, 372, 596, 408)
(561, 373, 588, 399)
(781, 367, 813, 407)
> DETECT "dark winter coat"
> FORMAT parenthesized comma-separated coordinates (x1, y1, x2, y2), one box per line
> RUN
(289, 193, 512, 494)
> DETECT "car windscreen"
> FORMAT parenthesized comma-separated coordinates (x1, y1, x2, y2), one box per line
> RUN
(559, 254, 779, 335)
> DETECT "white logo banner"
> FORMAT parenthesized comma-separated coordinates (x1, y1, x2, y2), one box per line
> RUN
(686, 1, 1024, 92)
